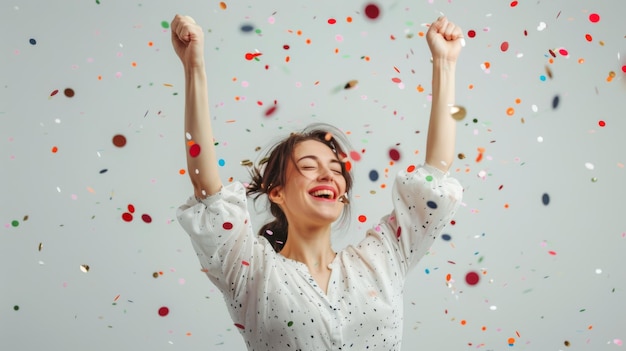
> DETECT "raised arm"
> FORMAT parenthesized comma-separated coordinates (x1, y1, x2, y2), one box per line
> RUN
(424, 17, 463, 173)
(171, 15, 223, 198)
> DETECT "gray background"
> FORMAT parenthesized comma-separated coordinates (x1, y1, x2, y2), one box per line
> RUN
(2, 0, 625, 350)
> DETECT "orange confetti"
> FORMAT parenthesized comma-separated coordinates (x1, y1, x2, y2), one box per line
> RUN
(346, 16, 353, 23)
(446, 273, 451, 282)
(285, 55, 290, 63)
(179, 169, 186, 175)
(416, 84, 424, 92)
(460, 320, 467, 326)
(506, 107, 515, 116)
(305, 38, 311, 44)
(51, 146, 58, 153)
(508, 338, 516, 344)
(148, 41, 154, 47)
(219, 1, 227, 10)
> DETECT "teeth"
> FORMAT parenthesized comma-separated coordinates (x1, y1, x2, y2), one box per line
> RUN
(310, 190, 334, 198)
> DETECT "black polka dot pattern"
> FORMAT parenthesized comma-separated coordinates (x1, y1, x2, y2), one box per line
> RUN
(177, 164, 462, 350)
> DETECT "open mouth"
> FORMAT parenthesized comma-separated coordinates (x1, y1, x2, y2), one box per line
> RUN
(309, 189, 336, 200)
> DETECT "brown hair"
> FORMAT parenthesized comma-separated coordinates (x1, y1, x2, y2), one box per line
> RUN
(247, 123, 354, 252)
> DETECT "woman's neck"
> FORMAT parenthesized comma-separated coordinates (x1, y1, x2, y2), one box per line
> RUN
(279, 225, 336, 272)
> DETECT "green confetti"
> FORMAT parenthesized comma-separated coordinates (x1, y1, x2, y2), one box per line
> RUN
(161, 20, 170, 29)
(11, 220, 19, 227)
(287, 321, 293, 327)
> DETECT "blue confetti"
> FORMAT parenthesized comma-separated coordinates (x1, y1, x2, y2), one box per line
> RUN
(368, 170, 379, 181)
(426, 201, 437, 209)
(441, 234, 452, 241)
(542, 193, 550, 205)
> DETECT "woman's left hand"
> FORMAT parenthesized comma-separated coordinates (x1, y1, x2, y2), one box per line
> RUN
(426, 17, 463, 63)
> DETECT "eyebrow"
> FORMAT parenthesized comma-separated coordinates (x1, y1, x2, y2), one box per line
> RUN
(296, 155, 342, 165)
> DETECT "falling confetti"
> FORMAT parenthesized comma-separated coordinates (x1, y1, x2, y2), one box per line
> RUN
(542, 193, 550, 205)
(64, 88, 75, 98)
(158, 306, 169, 317)
(112, 134, 127, 147)
(363, 3, 381, 20)
(465, 271, 480, 285)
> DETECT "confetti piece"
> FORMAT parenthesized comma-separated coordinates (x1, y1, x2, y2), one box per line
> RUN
(500, 41, 509, 52)
(344, 80, 358, 89)
(588, 13, 600, 23)
(427, 201, 437, 209)
(465, 271, 480, 285)
(223, 222, 234, 230)
(64, 88, 75, 98)
(369, 170, 379, 181)
(358, 215, 367, 223)
(141, 214, 152, 223)
(467, 30, 476, 38)
(241, 24, 254, 33)
(542, 193, 550, 205)
(242, 260, 250, 266)
(158, 306, 169, 317)
(112, 134, 127, 147)
(29, 38, 36, 45)
(288, 321, 294, 327)
(80, 264, 90, 273)
(219, 2, 227, 10)
(388, 148, 401, 161)
(189, 143, 201, 157)
(552, 95, 560, 109)
(264, 104, 278, 117)
(364, 3, 381, 20)
(235, 323, 245, 329)
(450, 106, 466, 120)
(122, 213, 133, 222)
(441, 234, 452, 241)
(14, 305, 19, 311)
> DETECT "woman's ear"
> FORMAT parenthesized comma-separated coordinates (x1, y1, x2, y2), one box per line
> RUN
(268, 186, 284, 205)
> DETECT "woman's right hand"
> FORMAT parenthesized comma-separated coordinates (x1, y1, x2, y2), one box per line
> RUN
(171, 14, 205, 68)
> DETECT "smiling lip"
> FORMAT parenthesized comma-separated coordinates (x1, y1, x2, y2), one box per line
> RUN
(308, 185, 338, 200)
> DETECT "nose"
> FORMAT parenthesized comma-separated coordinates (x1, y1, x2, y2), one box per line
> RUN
(317, 165, 335, 182)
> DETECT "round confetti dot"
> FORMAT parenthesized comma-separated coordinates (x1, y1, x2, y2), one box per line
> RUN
(158, 306, 169, 317)
(552, 95, 560, 109)
(51, 146, 58, 153)
(29, 38, 36, 45)
(327, 18, 336, 25)
(121, 213, 133, 222)
(14, 305, 19, 311)
(223, 222, 234, 230)
(426, 201, 437, 209)
(508, 337, 516, 346)
(141, 214, 152, 223)
(189, 143, 201, 157)
(358, 215, 367, 223)
(11, 220, 19, 227)
(588, 13, 600, 23)
(64, 88, 75, 98)
(441, 234, 452, 241)
(510, 0, 518, 7)
(542, 193, 550, 205)
(621, 65, 626, 73)
(598, 120, 606, 127)
(128, 204, 135, 213)
(467, 30, 476, 38)
(112, 134, 127, 147)
(161, 20, 170, 29)
(363, 3, 380, 20)
(388, 148, 401, 161)
(241, 24, 254, 33)
(500, 41, 509, 52)
(465, 271, 480, 285)
(368, 169, 379, 181)
(218, 158, 226, 167)
(287, 321, 294, 327)
(219, 2, 227, 10)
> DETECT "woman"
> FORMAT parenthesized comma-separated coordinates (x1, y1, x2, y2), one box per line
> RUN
(174, 14, 463, 351)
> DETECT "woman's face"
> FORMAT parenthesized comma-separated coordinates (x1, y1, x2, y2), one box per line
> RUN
(270, 139, 347, 227)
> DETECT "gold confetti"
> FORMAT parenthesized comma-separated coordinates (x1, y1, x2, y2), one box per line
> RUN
(450, 105, 467, 121)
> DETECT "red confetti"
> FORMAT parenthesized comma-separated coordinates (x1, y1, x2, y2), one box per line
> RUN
(112, 134, 127, 147)
(327, 18, 337, 25)
(141, 214, 152, 223)
(264, 105, 278, 117)
(589, 13, 600, 23)
(158, 306, 169, 317)
(50, 89, 59, 97)
(548, 250, 557, 256)
(189, 143, 201, 157)
(465, 271, 480, 285)
(558, 48, 569, 56)
(358, 215, 367, 223)
(467, 30, 476, 38)
(585, 34, 593, 42)
(598, 120, 606, 127)
(510, 0, 518, 7)
(244, 52, 262, 60)
(121, 213, 133, 222)
(621, 65, 626, 73)
(223, 222, 234, 230)
(282, 44, 290, 50)
(391, 77, 402, 83)
(396, 226, 402, 238)
(364, 3, 380, 19)
(500, 41, 509, 52)
(235, 323, 245, 329)
(128, 204, 135, 213)
(388, 148, 401, 161)
(241, 260, 250, 266)
(349, 150, 361, 161)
